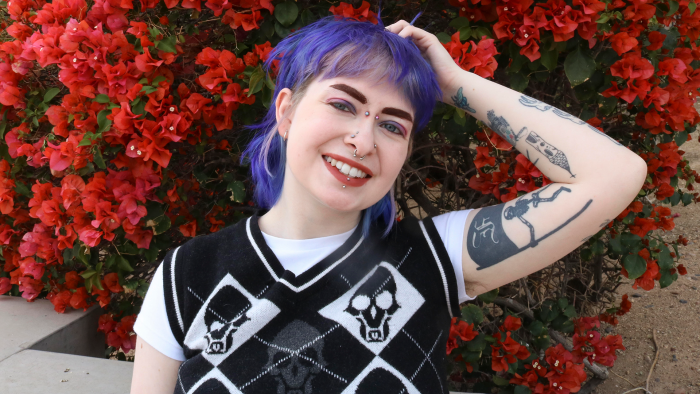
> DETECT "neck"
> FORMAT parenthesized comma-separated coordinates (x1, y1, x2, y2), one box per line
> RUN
(258, 184, 362, 240)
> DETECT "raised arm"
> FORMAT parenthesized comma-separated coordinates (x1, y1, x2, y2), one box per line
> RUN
(444, 70, 647, 296)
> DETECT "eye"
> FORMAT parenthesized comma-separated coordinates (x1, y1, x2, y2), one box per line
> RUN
(382, 123, 404, 136)
(330, 101, 353, 113)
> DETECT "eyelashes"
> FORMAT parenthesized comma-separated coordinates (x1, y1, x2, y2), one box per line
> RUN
(329, 101, 405, 136)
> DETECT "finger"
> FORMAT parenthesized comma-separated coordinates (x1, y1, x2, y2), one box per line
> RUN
(385, 20, 409, 33)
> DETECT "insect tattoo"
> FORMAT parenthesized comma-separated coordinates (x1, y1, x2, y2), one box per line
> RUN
(451, 87, 476, 113)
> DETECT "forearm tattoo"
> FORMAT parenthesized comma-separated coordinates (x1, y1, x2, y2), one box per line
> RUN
(519, 96, 623, 147)
(451, 87, 476, 113)
(486, 110, 575, 178)
(467, 184, 593, 270)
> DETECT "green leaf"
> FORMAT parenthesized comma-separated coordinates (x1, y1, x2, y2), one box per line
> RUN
(155, 36, 177, 53)
(117, 255, 134, 272)
(151, 75, 167, 85)
(666, 0, 679, 16)
(275, 1, 299, 27)
(43, 88, 61, 103)
(458, 26, 472, 42)
(474, 26, 492, 39)
(460, 349, 482, 363)
(674, 130, 688, 147)
(80, 268, 97, 279)
(623, 254, 647, 279)
(596, 13, 611, 23)
(528, 320, 546, 336)
(95, 94, 111, 104)
(147, 215, 171, 235)
(657, 245, 674, 270)
(247, 66, 265, 97)
(477, 288, 498, 304)
(436, 32, 452, 44)
(690, 0, 697, 15)
(465, 334, 487, 351)
(492, 376, 509, 386)
(509, 73, 529, 92)
(461, 304, 484, 324)
(449, 17, 471, 29)
(300, 9, 316, 26)
(538, 300, 560, 322)
(540, 48, 558, 71)
(97, 109, 112, 133)
(659, 269, 678, 288)
(0, 122, 7, 140)
(515, 385, 532, 394)
(227, 180, 246, 203)
(93, 147, 106, 169)
(564, 47, 596, 86)
(14, 181, 32, 197)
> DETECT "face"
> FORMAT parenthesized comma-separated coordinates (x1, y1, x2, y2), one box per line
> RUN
(275, 75, 414, 215)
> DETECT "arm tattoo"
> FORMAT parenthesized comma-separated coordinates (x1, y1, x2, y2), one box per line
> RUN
(581, 219, 611, 243)
(467, 184, 593, 270)
(519, 95, 623, 147)
(451, 87, 476, 113)
(487, 109, 575, 178)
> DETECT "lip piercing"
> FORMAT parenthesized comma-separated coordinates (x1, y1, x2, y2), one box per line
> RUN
(353, 149, 357, 157)
(343, 185, 346, 188)
(365, 111, 369, 116)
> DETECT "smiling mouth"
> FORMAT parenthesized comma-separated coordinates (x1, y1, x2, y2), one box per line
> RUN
(322, 155, 371, 179)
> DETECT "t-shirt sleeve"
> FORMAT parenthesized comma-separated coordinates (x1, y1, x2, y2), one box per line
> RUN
(431, 210, 477, 304)
(133, 261, 187, 362)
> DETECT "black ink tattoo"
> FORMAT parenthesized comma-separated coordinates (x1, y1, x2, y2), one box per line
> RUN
(524, 131, 576, 178)
(525, 150, 540, 166)
(581, 219, 611, 243)
(519, 95, 623, 146)
(486, 110, 528, 146)
(467, 184, 593, 270)
(451, 87, 476, 113)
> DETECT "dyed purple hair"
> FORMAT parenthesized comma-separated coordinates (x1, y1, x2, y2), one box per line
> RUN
(240, 10, 442, 238)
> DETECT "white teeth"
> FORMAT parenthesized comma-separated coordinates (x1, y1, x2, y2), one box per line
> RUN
(324, 155, 368, 178)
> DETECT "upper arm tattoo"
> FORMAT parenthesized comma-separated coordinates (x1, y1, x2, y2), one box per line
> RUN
(467, 184, 593, 270)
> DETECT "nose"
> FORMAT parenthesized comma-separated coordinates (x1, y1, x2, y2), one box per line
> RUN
(344, 116, 377, 159)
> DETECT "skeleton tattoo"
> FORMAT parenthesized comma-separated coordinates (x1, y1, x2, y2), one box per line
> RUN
(519, 95, 623, 146)
(467, 184, 593, 270)
(451, 87, 476, 114)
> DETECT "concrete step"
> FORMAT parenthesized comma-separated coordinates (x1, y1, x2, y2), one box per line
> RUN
(0, 295, 104, 361)
(0, 349, 132, 394)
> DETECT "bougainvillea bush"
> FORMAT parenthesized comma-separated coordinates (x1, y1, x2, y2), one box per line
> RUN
(0, 0, 697, 390)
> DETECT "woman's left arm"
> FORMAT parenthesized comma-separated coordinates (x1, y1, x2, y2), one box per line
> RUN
(387, 21, 649, 296)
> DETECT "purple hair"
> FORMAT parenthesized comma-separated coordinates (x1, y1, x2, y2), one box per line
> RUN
(240, 10, 442, 238)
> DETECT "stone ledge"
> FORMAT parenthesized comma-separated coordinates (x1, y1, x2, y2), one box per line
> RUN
(0, 350, 133, 394)
(0, 295, 105, 362)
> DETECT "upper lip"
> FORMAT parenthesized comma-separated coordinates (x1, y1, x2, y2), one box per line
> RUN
(323, 153, 373, 177)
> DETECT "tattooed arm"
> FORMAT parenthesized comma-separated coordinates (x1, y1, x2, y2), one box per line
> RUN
(442, 70, 648, 296)
(384, 19, 647, 297)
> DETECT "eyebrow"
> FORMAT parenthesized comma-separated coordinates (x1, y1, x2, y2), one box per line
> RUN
(329, 83, 414, 123)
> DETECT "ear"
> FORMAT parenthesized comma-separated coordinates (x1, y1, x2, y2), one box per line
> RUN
(275, 88, 294, 139)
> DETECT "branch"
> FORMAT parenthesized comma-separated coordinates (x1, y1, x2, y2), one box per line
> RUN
(406, 182, 440, 216)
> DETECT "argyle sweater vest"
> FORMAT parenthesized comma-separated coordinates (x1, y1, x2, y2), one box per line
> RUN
(163, 210, 462, 394)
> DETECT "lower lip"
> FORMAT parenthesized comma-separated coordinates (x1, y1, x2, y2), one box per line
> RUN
(323, 157, 371, 187)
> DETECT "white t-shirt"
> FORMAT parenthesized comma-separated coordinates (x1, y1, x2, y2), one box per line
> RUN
(133, 210, 474, 361)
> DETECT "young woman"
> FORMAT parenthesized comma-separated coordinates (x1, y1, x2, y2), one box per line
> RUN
(130, 14, 647, 394)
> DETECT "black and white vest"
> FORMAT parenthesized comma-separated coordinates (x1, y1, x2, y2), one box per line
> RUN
(163, 210, 461, 394)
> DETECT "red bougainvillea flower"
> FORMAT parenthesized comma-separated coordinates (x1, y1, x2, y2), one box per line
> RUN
(0, 277, 11, 295)
(647, 31, 666, 50)
(500, 315, 523, 331)
(677, 264, 688, 275)
(491, 331, 531, 371)
(47, 290, 73, 313)
(329, 1, 379, 24)
(610, 32, 639, 55)
(222, 9, 264, 31)
(616, 294, 632, 316)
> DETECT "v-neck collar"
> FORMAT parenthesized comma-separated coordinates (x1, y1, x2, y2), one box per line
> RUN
(245, 210, 366, 293)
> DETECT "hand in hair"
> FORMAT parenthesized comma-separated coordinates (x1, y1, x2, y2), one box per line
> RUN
(385, 20, 464, 99)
